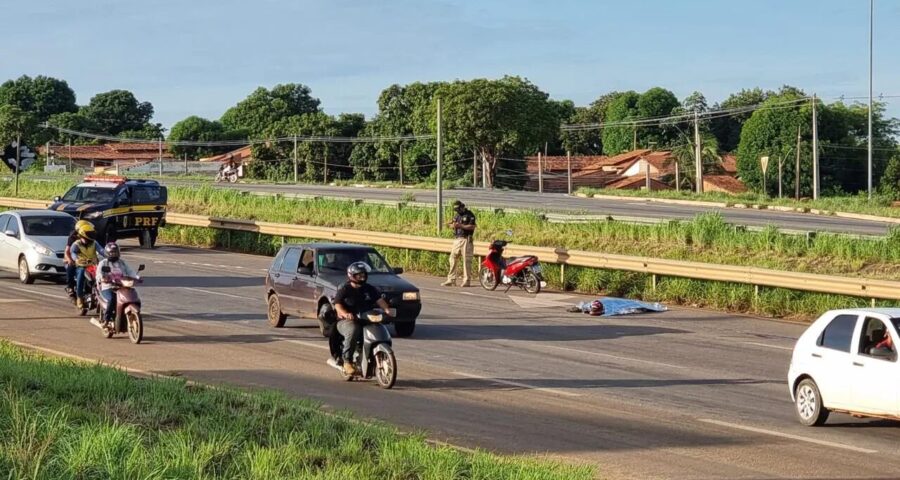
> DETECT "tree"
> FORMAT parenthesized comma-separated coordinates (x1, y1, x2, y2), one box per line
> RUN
(167, 116, 246, 159)
(220, 84, 321, 136)
(601, 91, 640, 155)
(0, 105, 38, 167)
(0, 75, 77, 122)
(437, 76, 560, 187)
(709, 88, 770, 153)
(679, 91, 708, 115)
(880, 152, 900, 200)
(80, 90, 155, 136)
(668, 134, 721, 191)
(635, 87, 679, 149)
(46, 111, 99, 145)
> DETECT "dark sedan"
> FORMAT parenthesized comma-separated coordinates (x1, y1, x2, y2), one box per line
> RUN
(265, 243, 422, 337)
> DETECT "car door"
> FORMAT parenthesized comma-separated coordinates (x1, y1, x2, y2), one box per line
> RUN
(809, 313, 860, 409)
(291, 248, 318, 317)
(275, 247, 302, 312)
(850, 317, 899, 415)
(2, 216, 24, 269)
(0, 214, 11, 269)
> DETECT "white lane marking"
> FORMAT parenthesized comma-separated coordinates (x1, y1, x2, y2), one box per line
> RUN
(0, 299, 34, 303)
(183, 287, 260, 301)
(151, 312, 202, 325)
(284, 339, 330, 351)
(5, 285, 66, 300)
(743, 342, 793, 351)
(451, 371, 582, 397)
(698, 419, 877, 454)
(505, 341, 690, 370)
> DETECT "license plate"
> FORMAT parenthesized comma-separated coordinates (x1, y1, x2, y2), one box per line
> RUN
(531, 264, 542, 273)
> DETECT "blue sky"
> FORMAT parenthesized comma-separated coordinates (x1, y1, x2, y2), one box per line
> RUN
(3, 0, 898, 130)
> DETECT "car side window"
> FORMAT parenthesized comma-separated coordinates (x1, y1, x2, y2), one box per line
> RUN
(133, 186, 161, 204)
(116, 187, 131, 206)
(6, 217, 20, 238)
(280, 248, 301, 274)
(271, 249, 286, 272)
(0, 214, 9, 232)
(859, 317, 896, 359)
(299, 249, 315, 273)
(817, 314, 858, 353)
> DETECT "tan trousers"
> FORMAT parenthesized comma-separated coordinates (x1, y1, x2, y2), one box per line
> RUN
(446, 236, 474, 285)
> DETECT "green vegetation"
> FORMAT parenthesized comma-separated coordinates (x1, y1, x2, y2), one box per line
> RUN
(0, 341, 591, 480)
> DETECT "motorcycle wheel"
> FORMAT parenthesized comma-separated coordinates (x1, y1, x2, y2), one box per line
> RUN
(479, 266, 499, 291)
(374, 349, 397, 389)
(103, 323, 114, 339)
(127, 311, 143, 344)
(228, 175, 237, 183)
(523, 271, 541, 294)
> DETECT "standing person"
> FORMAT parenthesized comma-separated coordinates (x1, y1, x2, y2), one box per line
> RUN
(442, 200, 476, 287)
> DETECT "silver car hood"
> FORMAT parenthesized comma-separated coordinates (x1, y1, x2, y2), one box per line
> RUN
(28, 235, 69, 253)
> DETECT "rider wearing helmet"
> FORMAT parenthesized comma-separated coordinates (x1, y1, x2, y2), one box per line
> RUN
(96, 243, 138, 326)
(69, 222, 106, 308)
(333, 261, 392, 375)
(64, 220, 93, 297)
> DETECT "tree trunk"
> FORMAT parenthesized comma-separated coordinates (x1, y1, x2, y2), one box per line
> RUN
(481, 148, 497, 189)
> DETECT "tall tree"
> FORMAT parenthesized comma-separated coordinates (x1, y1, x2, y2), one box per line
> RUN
(668, 134, 721, 191)
(0, 105, 38, 157)
(635, 87, 680, 149)
(879, 151, 900, 200)
(220, 84, 320, 137)
(710, 87, 770, 152)
(601, 91, 640, 155)
(167, 116, 246, 159)
(80, 90, 156, 136)
(46, 111, 99, 145)
(0, 75, 77, 122)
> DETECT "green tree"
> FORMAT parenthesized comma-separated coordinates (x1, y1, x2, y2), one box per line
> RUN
(636, 87, 680, 149)
(601, 91, 640, 155)
(220, 84, 320, 137)
(167, 116, 246, 159)
(880, 152, 900, 199)
(0, 105, 38, 169)
(437, 76, 560, 187)
(46, 111, 99, 145)
(0, 75, 77, 122)
(668, 134, 721, 191)
(80, 90, 155, 136)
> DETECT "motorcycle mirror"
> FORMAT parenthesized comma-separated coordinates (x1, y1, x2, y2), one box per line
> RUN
(137, 264, 145, 272)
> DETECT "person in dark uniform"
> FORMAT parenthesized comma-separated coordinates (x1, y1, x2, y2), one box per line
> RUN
(442, 200, 476, 287)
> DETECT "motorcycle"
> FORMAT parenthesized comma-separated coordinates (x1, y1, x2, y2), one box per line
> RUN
(479, 238, 546, 294)
(74, 264, 100, 316)
(326, 308, 397, 389)
(89, 264, 146, 344)
(215, 165, 238, 183)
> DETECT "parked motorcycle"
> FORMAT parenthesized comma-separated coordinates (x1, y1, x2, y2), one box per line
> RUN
(89, 264, 145, 344)
(479, 238, 546, 294)
(326, 308, 397, 389)
(74, 265, 99, 316)
(215, 165, 238, 183)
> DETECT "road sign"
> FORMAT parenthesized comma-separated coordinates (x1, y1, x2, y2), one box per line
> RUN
(759, 156, 770, 174)
(2, 141, 36, 172)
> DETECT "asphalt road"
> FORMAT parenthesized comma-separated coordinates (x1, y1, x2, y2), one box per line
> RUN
(157, 179, 896, 236)
(2, 241, 900, 479)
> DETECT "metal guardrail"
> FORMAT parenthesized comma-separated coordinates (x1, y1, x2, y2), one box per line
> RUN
(3, 196, 899, 301)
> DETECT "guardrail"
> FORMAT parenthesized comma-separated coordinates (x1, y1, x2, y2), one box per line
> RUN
(3, 196, 899, 302)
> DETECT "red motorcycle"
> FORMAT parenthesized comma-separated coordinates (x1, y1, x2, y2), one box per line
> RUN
(479, 239, 545, 294)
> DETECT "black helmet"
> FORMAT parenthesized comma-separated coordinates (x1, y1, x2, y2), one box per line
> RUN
(104, 242, 120, 262)
(452, 200, 465, 212)
(347, 261, 370, 284)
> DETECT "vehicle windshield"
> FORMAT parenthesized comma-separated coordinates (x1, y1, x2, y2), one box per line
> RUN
(22, 216, 75, 237)
(316, 249, 393, 274)
(62, 186, 116, 203)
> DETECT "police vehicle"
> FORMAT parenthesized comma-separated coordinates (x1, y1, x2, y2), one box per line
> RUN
(49, 176, 167, 248)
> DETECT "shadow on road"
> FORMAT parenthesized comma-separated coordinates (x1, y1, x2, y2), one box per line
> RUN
(400, 377, 781, 392)
(412, 323, 687, 342)
(146, 333, 317, 345)
(156, 312, 266, 322)
(143, 276, 263, 288)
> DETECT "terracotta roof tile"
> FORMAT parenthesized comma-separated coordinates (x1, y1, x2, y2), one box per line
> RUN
(703, 175, 748, 193)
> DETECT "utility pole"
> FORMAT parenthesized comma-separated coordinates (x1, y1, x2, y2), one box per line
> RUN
(323, 144, 329, 184)
(399, 143, 404, 185)
(184, 153, 188, 175)
(472, 148, 477, 188)
(794, 125, 802, 199)
(778, 154, 784, 198)
(632, 124, 637, 151)
(68, 140, 72, 173)
(158, 138, 163, 176)
(566, 150, 572, 195)
(812, 94, 819, 199)
(675, 162, 680, 193)
(868, 0, 874, 199)
(14, 134, 20, 196)
(694, 111, 703, 194)
(436, 98, 443, 234)
(292, 135, 298, 183)
(645, 161, 651, 191)
(538, 151, 543, 193)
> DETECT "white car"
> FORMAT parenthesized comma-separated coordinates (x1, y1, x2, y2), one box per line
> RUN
(789, 308, 900, 426)
(0, 210, 75, 284)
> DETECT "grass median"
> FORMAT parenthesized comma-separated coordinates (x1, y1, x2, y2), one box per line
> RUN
(0, 341, 592, 480)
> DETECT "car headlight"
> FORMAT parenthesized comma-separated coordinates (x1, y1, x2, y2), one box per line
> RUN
(402, 291, 419, 301)
(83, 211, 103, 219)
(32, 244, 54, 256)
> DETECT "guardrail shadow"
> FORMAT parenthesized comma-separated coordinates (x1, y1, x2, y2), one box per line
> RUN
(400, 377, 781, 392)
(412, 323, 687, 342)
(143, 276, 263, 288)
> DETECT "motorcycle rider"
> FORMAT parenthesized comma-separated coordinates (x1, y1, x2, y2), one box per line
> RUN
(95, 242, 138, 326)
(333, 261, 392, 376)
(64, 220, 93, 298)
(69, 222, 106, 308)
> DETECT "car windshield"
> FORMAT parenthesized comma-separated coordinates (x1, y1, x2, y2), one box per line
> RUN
(62, 186, 116, 203)
(22, 216, 75, 237)
(317, 249, 393, 273)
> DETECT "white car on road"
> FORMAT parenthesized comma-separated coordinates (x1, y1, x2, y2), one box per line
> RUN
(0, 210, 75, 284)
(789, 308, 900, 426)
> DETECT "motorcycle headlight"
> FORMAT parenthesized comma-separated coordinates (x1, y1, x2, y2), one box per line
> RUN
(83, 211, 103, 219)
(402, 291, 419, 301)
(32, 244, 53, 256)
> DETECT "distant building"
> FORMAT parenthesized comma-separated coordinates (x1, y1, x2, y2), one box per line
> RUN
(42, 143, 171, 171)
(703, 175, 748, 194)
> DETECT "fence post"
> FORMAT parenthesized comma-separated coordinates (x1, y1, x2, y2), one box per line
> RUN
(184, 153, 188, 175)
(652, 274, 657, 291)
(567, 151, 572, 195)
(537, 152, 543, 193)
(560, 263, 566, 286)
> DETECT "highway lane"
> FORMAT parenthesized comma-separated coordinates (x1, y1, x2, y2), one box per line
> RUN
(2, 241, 899, 479)
(158, 179, 894, 235)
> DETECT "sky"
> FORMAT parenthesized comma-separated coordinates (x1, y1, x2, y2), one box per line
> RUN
(3, 0, 898, 130)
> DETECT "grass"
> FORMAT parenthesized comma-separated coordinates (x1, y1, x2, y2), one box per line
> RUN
(0, 341, 592, 480)
(577, 187, 900, 218)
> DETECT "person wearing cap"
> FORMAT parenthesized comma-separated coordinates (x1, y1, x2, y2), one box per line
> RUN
(442, 200, 476, 287)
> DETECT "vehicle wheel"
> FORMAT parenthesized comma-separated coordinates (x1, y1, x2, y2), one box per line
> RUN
(18, 256, 34, 284)
(127, 311, 143, 344)
(229, 175, 238, 183)
(523, 271, 541, 294)
(78, 306, 87, 316)
(795, 378, 829, 426)
(393, 321, 416, 338)
(479, 266, 498, 291)
(374, 348, 397, 389)
(318, 302, 336, 337)
(267, 294, 287, 328)
(138, 230, 158, 249)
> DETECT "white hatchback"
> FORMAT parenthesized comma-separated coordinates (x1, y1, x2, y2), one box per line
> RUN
(789, 308, 900, 426)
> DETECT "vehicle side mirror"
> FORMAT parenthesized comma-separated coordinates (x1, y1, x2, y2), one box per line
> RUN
(3, 229, 16, 238)
(393, 267, 404, 275)
(871, 347, 895, 360)
(53, 196, 61, 202)
(138, 264, 145, 272)
(101, 266, 111, 273)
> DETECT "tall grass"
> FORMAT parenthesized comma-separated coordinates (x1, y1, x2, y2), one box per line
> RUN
(0, 342, 592, 480)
